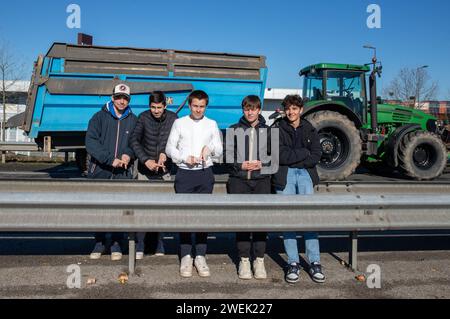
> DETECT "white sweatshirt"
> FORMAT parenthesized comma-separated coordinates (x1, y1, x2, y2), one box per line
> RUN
(166, 115, 223, 170)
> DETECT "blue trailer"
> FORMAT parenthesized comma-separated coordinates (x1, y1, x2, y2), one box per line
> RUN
(19, 43, 267, 165)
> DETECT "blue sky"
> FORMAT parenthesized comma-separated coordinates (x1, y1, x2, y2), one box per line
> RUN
(1, 0, 449, 99)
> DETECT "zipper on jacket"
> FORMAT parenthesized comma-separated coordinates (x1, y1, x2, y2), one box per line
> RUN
(114, 121, 121, 159)
(247, 128, 255, 180)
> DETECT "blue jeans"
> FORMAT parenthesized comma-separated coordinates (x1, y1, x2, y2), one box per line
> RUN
(276, 168, 321, 265)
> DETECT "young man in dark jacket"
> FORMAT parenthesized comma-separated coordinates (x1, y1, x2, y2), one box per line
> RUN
(129, 91, 178, 259)
(226, 95, 271, 280)
(86, 83, 138, 261)
(272, 95, 325, 284)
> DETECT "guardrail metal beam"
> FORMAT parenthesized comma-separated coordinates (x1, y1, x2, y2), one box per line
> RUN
(1, 192, 449, 232)
(1, 180, 450, 195)
(0, 142, 39, 152)
(2, 191, 450, 274)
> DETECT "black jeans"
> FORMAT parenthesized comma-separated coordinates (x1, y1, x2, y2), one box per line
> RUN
(227, 176, 271, 258)
(175, 168, 214, 258)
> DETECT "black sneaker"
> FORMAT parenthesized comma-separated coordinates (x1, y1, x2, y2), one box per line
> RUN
(309, 262, 325, 283)
(285, 263, 301, 283)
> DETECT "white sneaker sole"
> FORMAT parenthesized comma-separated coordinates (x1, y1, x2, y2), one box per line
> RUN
(254, 273, 267, 280)
(238, 274, 252, 280)
(89, 253, 102, 260)
(111, 253, 122, 261)
(136, 253, 144, 260)
(196, 270, 211, 277)
(180, 271, 193, 278)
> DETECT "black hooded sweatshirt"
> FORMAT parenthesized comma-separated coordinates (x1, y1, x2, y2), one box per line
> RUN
(271, 118, 322, 188)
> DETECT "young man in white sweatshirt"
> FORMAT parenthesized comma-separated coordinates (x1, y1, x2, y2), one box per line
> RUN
(166, 90, 223, 278)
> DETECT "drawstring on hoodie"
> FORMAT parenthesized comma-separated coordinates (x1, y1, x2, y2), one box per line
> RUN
(106, 100, 130, 179)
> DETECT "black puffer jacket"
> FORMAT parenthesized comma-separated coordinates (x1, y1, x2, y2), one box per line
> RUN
(85, 102, 138, 179)
(226, 115, 272, 180)
(129, 110, 177, 175)
(271, 118, 322, 188)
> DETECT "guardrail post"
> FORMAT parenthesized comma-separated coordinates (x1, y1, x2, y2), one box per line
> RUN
(128, 232, 136, 275)
(349, 231, 358, 271)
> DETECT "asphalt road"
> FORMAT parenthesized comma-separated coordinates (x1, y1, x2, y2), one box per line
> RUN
(0, 233, 449, 299)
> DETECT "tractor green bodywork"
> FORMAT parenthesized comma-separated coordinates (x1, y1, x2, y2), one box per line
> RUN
(299, 63, 447, 179)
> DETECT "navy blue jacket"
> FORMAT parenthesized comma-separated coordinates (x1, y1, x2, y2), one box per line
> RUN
(271, 118, 322, 188)
(86, 101, 138, 179)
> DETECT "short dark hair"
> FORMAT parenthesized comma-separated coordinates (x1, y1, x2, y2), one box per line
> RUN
(150, 91, 166, 106)
(188, 90, 209, 106)
(242, 95, 261, 110)
(282, 95, 304, 109)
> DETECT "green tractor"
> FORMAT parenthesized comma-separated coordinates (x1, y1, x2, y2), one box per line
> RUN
(273, 56, 448, 180)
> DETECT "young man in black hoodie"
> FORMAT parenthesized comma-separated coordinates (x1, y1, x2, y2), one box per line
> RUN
(226, 95, 271, 280)
(85, 83, 138, 261)
(271, 95, 325, 284)
(130, 91, 178, 259)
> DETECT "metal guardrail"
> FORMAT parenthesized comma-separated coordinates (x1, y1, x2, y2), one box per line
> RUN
(0, 142, 39, 152)
(1, 192, 449, 232)
(1, 179, 450, 194)
(1, 189, 450, 274)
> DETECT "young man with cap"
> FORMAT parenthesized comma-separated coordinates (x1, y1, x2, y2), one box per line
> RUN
(271, 95, 325, 284)
(86, 83, 138, 261)
(166, 90, 223, 278)
(130, 91, 178, 259)
(226, 95, 271, 280)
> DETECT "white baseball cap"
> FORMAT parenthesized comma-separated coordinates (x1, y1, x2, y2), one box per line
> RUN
(113, 84, 131, 98)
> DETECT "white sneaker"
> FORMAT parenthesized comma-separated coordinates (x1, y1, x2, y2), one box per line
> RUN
(136, 252, 144, 260)
(136, 241, 144, 260)
(238, 257, 252, 280)
(180, 255, 193, 278)
(89, 242, 105, 260)
(110, 242, 122, 261)
(253, 257, 267, 279)
(194, 256, 211, 277)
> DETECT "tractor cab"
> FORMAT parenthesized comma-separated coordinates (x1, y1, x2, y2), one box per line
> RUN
(301, 63, 371, 123)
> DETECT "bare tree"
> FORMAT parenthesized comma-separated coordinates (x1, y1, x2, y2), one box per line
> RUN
(0, 40, 26, 163)
(383, 67, 439, 109)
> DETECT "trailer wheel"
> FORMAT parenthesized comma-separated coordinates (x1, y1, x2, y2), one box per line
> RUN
(398, 130, 447, 180)
(305, 111, 362, 180)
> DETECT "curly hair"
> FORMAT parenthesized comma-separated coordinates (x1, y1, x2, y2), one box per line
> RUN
(281, 95, 304, 109)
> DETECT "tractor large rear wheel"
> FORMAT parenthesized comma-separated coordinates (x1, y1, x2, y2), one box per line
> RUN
(306, 111, 362, 181)
(398, 130, 447, 180)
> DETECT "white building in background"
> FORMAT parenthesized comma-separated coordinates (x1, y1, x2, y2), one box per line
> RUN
(1, 81, 31, 143)
(2, 81, 303, 143)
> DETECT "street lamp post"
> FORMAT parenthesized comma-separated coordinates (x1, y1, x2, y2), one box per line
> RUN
(416, 65, 429, 109)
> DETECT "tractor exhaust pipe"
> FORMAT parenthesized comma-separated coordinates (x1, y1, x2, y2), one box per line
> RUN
(364, 45, 380, 133)
(370, 68, 378, 132)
